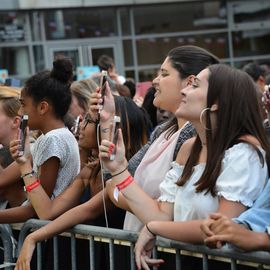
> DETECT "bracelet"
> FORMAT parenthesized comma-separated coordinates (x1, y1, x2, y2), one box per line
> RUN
(116, 175, 133, 191)
(111, 166, 128, 178)
(24, 180, 40, 192)
(146, 223, 156, 237)
(21, 170, 35, 179)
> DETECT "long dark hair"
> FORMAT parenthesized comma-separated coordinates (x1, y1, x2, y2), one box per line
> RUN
(114, 96, 149, 159)
(160, 45, 220, 139)
(178, 64, 270, 196)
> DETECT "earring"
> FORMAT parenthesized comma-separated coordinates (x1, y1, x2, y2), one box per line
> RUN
(199, 108, 211, 130)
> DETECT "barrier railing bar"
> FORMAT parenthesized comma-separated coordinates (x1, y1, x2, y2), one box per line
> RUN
(89, 236, 95, 270)
(231, 258, 237, 270)
(175, 249, 181, 270)
(14, 219, 270, 268)
(37, 242, 42, 270)
(202, 253, 208, 270)
(109, 238, 114, 270)
(152, 246, 158, 270)
(71, 233, 77, 270)
(53, 236, 58, 270)
(129, 242, 136, 270)
(159, 238, 270, 265)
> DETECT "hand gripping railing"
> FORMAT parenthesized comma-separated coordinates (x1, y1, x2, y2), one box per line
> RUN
(15, 219, 270, 270)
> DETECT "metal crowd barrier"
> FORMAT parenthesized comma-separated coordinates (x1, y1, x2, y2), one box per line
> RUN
(0, 224, 16, 270)
(7, 219, 270, 270)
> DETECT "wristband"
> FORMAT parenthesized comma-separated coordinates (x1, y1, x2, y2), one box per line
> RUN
(110, 166, 128, 178)
(21, 170, 35, 179)
(24, 180, 40, 192)
(146, 223, 156, 237)
(113, 175, 133, 202)
(116, 175, 133, 191)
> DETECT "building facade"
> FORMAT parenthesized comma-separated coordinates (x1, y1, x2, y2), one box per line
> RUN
(1, 0, 270, 83)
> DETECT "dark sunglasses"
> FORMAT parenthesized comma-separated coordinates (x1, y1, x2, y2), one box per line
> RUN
(82, 113, 98, 129)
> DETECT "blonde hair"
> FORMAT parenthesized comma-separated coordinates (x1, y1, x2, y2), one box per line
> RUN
(0, 86, 21, 117)
(70, 78, 98, 113)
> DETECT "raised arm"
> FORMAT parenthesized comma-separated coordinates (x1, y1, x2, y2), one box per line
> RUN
(100, 129, 174, 224)
(10, 132, 99, 220)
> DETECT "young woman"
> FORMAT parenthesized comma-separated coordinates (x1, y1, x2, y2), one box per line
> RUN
(0, 86, 26, 208)
(0, 57, 80, 223)
(90, 45, 219, 232)
(13, 95, 149, 270)
(99, 64, 270, 269)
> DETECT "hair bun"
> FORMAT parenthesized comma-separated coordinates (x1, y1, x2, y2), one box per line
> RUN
(51, 56, 73, 84)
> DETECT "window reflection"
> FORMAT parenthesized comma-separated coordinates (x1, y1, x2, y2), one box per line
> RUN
(0, 47, 30, 76)
(139, 68, 158, 82)
(120, 8, 131, 36)
(134, 1, 226, 35)
(33, 46, 45, 72)
(123, 40, 133, 66)
(136, 33, 228, 65)
(44, 9, 117, 40)
(233, 31, 270, 57)
(0, 12, 26, 42)
(30, 12, 42, 41)
(232, 1, 270, 25)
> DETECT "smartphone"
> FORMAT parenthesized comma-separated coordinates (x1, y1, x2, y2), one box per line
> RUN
(73, 115, 81, 137)
(98, 70, 108, 112)
(18, 115, 28, 156)
(110, 116, 121, 161)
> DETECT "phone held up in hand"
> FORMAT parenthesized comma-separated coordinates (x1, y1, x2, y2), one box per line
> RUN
(110, 116, 121, 161)
(98, 70, 108, 112)
(18, 114, 28, 156)
(73, 115, 81, 138)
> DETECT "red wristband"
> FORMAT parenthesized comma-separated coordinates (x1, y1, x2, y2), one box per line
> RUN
(116, 175, 133, 191)
(24, 180, 40, 192)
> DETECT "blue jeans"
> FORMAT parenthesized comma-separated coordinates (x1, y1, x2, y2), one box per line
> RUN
(234, 180, 270, 233)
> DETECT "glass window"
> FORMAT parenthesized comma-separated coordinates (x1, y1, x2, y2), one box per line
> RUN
(136, 33, 228, 65)
(233, 31, 270, 57)
(30, 12, 42, 41)
(125, 70, 135, 81)
(120, 8, 131, 36)
(0, 12, 26, 42)
(44, 9, 117, 40)
(123, 40, 133, 66)
(133, 1, 226, 35)
(0, 47, 30, 76)
(139, 68, 158, 82)
(91, 47, 114, 67)
(231, 1, 270, 26)
(33, 45, 45, 72)
(53, 49, 80, 73)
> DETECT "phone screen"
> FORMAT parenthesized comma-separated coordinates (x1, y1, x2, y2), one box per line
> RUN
(110, 116, 121, 161)
(73, 116, 81, 138)
(18, 115, 28, 156)
(99, 70, 108, 111)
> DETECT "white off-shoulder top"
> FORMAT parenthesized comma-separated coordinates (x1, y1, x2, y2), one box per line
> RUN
(158, 143, 269, 221)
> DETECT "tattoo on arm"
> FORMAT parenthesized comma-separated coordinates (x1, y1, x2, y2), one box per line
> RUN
(101, 127, 109, 133)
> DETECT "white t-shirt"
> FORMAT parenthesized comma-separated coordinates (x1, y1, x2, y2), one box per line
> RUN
(31, 127, 80, 198)
(158, 143, 269, 221)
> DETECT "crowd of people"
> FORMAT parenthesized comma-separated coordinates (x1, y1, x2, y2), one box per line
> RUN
(0, 47, 270, 270)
